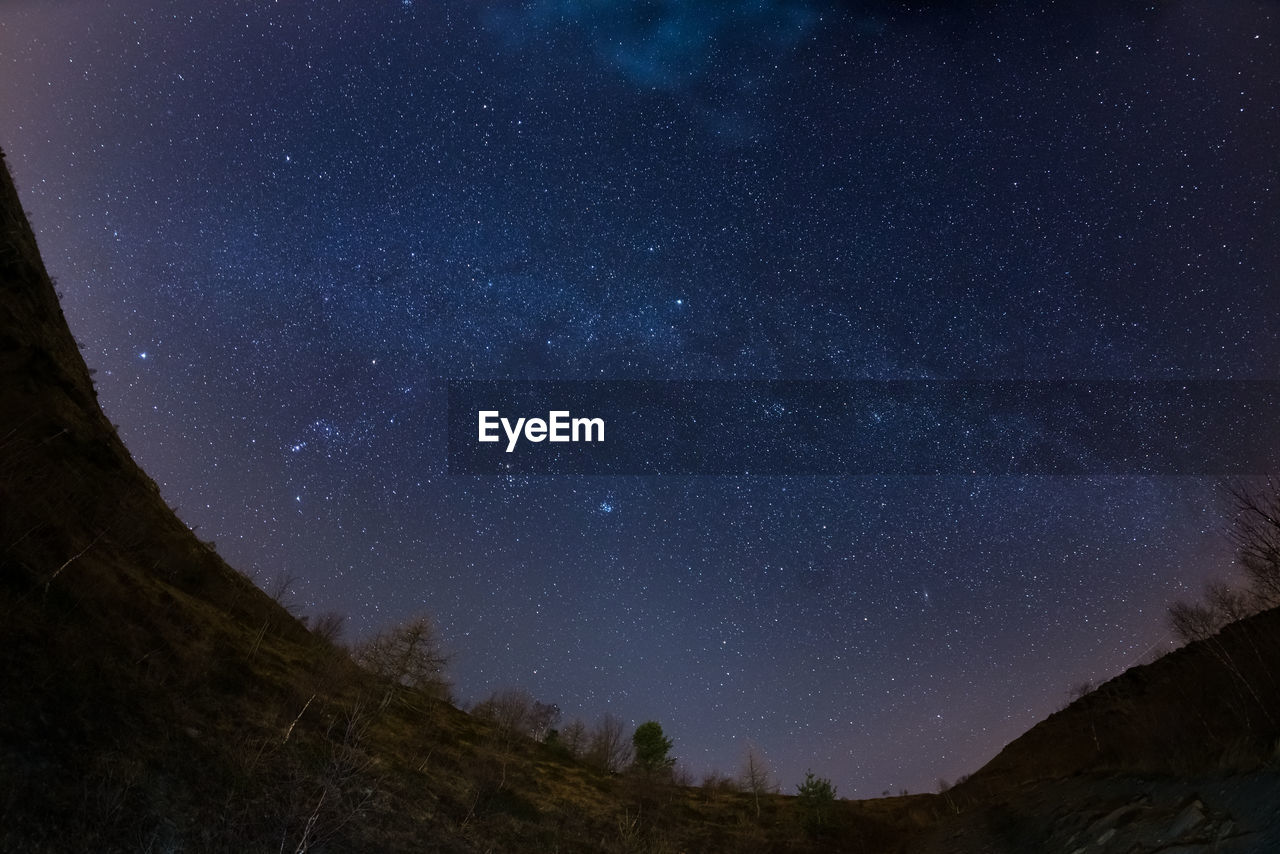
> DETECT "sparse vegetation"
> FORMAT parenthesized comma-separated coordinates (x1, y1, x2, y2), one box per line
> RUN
(307, 610, 347, 646)
(1168, 478, 1280, 645)
(473, 687, 561, 743)
(1226, 477, 1280, 606)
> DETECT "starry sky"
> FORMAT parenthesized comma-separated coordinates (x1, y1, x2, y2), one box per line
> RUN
(3, 0, 1278, 796)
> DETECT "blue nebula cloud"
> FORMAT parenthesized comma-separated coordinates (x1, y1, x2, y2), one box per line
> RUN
(491, 0, 819, 92)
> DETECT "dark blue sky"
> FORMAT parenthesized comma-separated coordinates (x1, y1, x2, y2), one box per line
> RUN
(3, 0, 1277, 795)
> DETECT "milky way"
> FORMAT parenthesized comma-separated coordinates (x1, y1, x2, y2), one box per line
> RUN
(2, 0, 1278, 795)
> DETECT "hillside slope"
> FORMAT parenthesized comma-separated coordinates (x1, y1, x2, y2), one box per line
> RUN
(0, 148, 925, 852)
(917, 605, 1280, 852)
(969, 607, 1280, 791)
(2, 145, 1279, 852)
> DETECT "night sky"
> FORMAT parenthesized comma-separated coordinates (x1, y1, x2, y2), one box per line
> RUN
(3, 0, 1278, 796)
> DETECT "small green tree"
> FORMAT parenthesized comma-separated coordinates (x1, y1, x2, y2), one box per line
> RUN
(631, 721, 674, 773)
(796, 771, 836, 830)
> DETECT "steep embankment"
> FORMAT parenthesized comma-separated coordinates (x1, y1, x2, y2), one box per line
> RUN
(0, 148, 925, 852)
(915, 599, 1280, 851)
(968, 607, 1280, 790)
(0, 148, 379, 847)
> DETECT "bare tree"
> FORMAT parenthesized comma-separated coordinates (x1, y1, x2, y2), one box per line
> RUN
(585, 713, 632, 773)
(529, 701, 561, 742)
(473, 688, 531, 732)
(473, 688, 561, 742)
(1169, 598, 1223, 644)
(353, 616, 450, 704)
(1225, 478, 1280, 606)
(309, 611, 347, 646)
(1161, 478, 1280, 651)
(1169, 576, 1267, 646)
(739, 742, 776, 817)
(266, 569, 302, 611)
(670, 762, 695, 787)
(1067, 680, 1094, 702)
(1205, 579, 1258, 623)
(560, 718, 588, 759)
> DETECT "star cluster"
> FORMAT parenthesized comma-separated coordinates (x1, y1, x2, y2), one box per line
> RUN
(2, 0, 1277, 795)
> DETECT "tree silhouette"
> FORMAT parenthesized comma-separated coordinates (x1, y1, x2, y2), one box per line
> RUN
(631, 720, 674, 773)
(353, 615, 449, 705)
(585, 713, 631, 772)
(1226, 478, 1280, 605)
(739, 742, 776, 817)
(796, 771, 836, 830)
